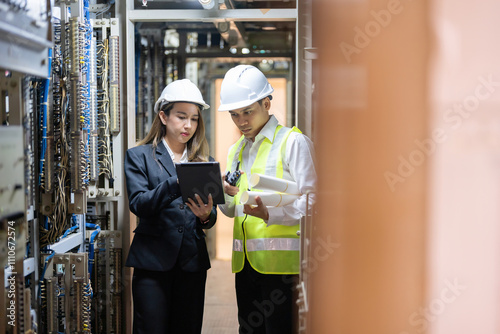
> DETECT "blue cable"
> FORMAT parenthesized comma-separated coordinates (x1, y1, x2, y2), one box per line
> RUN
(86, 223, 101, 277)
(61, 224, 79, 239)
(39, 48, 52, 187)
(38, 249, 55, 299)
(83, 0, 92, 186)
(61, 214, 79, 239)
(84, 282, 93, 299)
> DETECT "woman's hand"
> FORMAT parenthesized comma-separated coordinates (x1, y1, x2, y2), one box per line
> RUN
(186, 193, 213, 222)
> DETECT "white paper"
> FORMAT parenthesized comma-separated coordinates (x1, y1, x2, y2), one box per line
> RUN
(249, 174, 299, 195)
(241, 191, 299, 207)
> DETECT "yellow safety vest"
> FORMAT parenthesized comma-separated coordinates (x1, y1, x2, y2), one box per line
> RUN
(227, 125, 302, 274)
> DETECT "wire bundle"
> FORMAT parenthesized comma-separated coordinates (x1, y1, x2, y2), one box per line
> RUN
(97, 39, 114, 182)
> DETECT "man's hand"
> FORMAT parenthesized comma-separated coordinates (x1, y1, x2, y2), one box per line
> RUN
(223, 174, 242, 196)
(243, 195, 269, 221)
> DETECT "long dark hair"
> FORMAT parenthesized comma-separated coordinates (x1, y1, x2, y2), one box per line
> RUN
(137, 102, 209, 162)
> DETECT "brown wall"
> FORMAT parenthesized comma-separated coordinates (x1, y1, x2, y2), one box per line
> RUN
(309, 0, 429, 333)
(309, 0, 500, 333)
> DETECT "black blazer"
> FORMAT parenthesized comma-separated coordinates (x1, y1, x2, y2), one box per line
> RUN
(124, 143, 217, 272)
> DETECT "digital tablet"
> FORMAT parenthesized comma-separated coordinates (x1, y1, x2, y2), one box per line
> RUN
(175, 162, 225, 205)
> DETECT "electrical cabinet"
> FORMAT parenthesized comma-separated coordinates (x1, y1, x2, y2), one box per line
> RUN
(0, 1, 123, 333)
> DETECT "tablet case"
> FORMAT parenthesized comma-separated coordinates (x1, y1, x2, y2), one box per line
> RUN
(175, 162, 225, 204)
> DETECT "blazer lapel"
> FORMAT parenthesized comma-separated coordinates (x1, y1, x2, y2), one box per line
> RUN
(156, 143, 177, 177)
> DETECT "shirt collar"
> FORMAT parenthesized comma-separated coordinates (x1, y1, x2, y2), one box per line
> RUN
(162, 138, 188, 163)
(244, 115, 279, 144)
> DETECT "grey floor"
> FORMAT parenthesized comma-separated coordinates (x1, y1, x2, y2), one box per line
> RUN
(202, 259, 239, 334)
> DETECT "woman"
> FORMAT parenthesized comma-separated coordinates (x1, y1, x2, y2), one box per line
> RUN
(124, 79, 217, 334)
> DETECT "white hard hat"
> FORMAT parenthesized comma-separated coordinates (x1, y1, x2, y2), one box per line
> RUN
(154, 79, 210, 113)
(218, 65, 274, 112)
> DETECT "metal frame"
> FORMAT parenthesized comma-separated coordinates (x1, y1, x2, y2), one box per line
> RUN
(0, 0, 52, 78)
(125, 3, 298, 144)
(121, 3, 300, 333)
(296, 0, 314, 137)
(129, 8, 297, 22)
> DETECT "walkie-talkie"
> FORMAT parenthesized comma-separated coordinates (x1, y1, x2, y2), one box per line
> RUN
(225, 161, 242, 187)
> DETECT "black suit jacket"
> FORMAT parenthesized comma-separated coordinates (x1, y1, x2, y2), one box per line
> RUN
(124, 143, 217, 272)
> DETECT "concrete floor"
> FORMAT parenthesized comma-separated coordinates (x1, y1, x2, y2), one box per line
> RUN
(202, 259, 239, 333)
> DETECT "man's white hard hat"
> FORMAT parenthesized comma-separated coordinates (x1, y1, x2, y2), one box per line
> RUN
(218, 65, 274, 112)
(154, 79, 210, 113)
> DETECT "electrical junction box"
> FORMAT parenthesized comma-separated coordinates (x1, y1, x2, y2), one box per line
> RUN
(0, 126, 25, 221)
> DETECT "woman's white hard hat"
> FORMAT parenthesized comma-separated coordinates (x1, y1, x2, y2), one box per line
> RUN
(154, 79, 210, 113)
(218, 65, 274, 112)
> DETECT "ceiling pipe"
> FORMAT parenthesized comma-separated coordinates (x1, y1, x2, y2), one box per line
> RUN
(214, 0, 248, 48)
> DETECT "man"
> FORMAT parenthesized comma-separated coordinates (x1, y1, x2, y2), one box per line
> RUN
(218, 65, 317, 334)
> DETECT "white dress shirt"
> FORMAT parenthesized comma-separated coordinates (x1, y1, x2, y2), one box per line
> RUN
(162, 138, 188, 163)
(219, 115, 317, 226)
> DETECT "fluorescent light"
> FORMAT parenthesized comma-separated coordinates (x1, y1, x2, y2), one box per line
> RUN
(198, 0, 215, 9)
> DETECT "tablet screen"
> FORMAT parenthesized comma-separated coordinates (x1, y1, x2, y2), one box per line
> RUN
(175, 162, 225, 205)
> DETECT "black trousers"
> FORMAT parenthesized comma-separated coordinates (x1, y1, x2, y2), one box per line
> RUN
(235, 260, 298, 334)
(132, 266, 207, 334)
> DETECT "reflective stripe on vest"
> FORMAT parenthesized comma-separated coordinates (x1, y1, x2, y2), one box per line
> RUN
(233, 239, 243, 252)
(246, 238, 300, 252)
(232, 238, 300, 252)
(227, 125, 302, 274)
